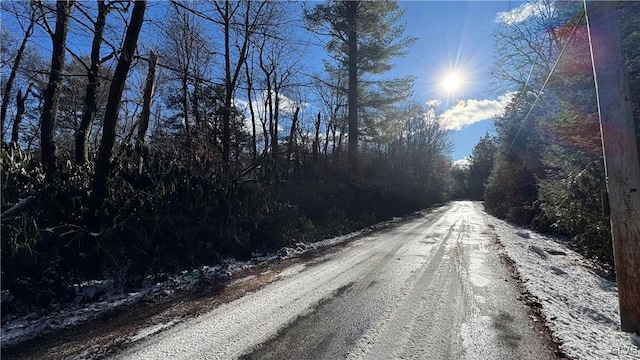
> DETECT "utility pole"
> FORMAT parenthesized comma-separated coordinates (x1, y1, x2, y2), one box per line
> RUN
(585, 1, 640, 334)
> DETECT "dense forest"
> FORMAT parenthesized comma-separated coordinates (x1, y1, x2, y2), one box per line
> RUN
(1, 0, 638, 314)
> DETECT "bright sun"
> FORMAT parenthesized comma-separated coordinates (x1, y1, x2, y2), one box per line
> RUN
(442, 73, 463, 92)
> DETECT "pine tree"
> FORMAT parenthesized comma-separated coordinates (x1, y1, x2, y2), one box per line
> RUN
(467, 134, 496, 200)
(304, 0, 415, 169)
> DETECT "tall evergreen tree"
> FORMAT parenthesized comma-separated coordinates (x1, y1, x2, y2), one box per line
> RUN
(304, 0, 415, 169)
(484, 91, 542, 225)
(467, 133, 496, 200)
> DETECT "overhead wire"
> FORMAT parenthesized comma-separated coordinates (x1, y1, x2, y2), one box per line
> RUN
(582, 0, 602, 140)
(502, 9, 585, 157)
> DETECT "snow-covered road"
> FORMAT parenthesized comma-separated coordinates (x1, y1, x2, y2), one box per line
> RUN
(116, 201, 556, 359)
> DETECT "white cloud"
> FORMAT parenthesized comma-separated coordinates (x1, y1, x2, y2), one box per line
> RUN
(440, 92, 514, 131)
(236, 91, 304, 117)
(453, 158, 471, 168)
(277, 93, 303, 115)
(235, 91, 307, 134)
(495, 1, 549, 25)
(426, 99, 441, 108)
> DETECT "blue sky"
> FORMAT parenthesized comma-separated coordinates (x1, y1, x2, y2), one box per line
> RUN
(387, 1, 526, 162)
(2, 0, 528, 162)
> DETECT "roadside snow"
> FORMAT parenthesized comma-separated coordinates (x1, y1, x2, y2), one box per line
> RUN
(0, 215, 405, 349)
(9, 203, 636, 360)
(484, 205, 640, 360)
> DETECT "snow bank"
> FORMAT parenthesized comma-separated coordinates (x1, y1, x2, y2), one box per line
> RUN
(487, 211, 640, 360)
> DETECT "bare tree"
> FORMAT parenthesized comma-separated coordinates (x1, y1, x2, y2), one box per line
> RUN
(11, 85, 33, 144)
(313, 70, 348, 159)
(1, 2, 37, 141)
(491, 0, 569, 90)
(75, 0, 110, 165)
(133, 51, 158, 174)
(158, 2, 215, 159)
(243, 54, 258, 163)
(40, 0, 74, 179)
(212, 0, 268, 169)
(93, 0, 146, 205)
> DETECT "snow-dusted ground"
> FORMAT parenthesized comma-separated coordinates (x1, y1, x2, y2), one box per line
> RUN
(0, 215, 403, 350)
(3, 202, 640, 360)
(483, 203, 640, 360)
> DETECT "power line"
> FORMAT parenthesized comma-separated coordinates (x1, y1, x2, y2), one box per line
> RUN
(583, 0, 602, 131)
(503, 11, 585, 157)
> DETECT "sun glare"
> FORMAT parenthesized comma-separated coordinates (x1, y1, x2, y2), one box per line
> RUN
(442, 73, 463, 93)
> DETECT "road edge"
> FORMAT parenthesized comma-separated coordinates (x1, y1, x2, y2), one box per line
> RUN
(487, 222, 573, 360)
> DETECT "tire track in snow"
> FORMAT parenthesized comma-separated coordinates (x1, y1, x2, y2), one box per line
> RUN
(240, 207, 453, 359)
(351, 219, 465, 359)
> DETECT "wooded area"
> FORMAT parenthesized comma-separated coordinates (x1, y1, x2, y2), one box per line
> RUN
(1, 1, 451, 311)
(1, 0, 638, 327)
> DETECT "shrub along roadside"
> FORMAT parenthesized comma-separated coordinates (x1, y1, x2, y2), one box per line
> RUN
(1, 144, 436, 315)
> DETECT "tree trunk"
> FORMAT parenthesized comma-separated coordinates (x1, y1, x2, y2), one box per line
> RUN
(215, 0, 260, 171)
(324, 118, 331, 156)
(222, 1, 232, 167)
(135, 51, 157, 173)
(181, 73, 192, 154)
(272, 82, 280, 173)
(192, 78, 203, 160)
(40, 0, 73, 179)
(244, 59, 258, 163)
(1, 7, 35, 142)
(286, 106, 301, 174)
(262, 101, 269, 158)
(192, 78, 202, 131)
(11, 88, 29, 144)
(136, 52, 157, 149)
(313, 112, 321, 164)
(266, 89, 275, 178)
(337, 129, 344, 160)
(93, 0, 146, 205)
(346, 0, 358, 170)
(259, 44, 275, 171)
(76, 0, 108, 165)
(332, 123, 338, 159)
